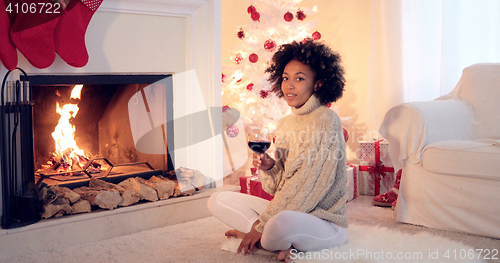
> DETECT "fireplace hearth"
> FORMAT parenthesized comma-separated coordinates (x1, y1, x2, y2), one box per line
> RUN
(1, 71, 180, 229)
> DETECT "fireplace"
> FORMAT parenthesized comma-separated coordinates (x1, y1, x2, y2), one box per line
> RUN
(0, 1, 222, 259)
(1, 73, 179, 228)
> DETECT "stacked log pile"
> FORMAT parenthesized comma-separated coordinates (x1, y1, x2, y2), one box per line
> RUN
(39, 168, 205, 219)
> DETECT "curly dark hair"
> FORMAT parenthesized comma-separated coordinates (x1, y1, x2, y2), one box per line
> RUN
(265, 40, 345, 105)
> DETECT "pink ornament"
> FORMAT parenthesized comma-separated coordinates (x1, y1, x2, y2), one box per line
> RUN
(234, 53, 243, 64)
(264, 39, 277, 52)
(284, 11, 293, 22)
(251, 11, 260, 21)
(222, 73, 226, 83)
(226, 125, 239, 138)
(249, 53, 259, 63)
(312, 31, 321, 40)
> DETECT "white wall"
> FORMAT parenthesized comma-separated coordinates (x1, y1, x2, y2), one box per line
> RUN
(1, 12, 186, 75)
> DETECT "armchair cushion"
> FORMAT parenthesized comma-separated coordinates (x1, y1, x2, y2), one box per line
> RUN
(379, 100, 475, 171)
(438, 63, 500, 139)
(421, 140, 500, 180)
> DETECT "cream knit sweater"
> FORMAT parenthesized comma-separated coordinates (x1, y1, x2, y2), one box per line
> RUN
(255, 95, 348, 233)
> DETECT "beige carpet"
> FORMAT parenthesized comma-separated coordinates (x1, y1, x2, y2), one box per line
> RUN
(2, 196, 499, 263)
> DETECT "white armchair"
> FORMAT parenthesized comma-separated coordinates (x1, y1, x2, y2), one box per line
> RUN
(379, 63, 500, 239)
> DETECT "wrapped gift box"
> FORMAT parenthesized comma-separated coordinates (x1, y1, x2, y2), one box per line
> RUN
(239, 175, 274, 201)
(346, 164, 359, 202)
(240, 164, 358, 202)
(358, 139, 395, 196)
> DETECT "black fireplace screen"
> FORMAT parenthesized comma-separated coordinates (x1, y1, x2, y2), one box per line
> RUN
(1, 71, 174, 229)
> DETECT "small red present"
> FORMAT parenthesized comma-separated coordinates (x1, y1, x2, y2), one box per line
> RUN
(239, 175, 274, 201)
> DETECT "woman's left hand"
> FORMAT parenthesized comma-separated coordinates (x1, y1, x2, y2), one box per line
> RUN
(237, 220, 263, 255)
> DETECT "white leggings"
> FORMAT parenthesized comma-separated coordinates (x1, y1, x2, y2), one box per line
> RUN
(207, 191, 348, 252)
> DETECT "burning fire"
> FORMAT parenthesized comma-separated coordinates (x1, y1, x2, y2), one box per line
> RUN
(52, 85, 83, 159)
(39, 85, 100, 175)
(50, 85, 88, 172)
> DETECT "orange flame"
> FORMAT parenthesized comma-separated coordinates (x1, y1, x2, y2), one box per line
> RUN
(51, 85, 86, 167)
(70, 84, 83, 99)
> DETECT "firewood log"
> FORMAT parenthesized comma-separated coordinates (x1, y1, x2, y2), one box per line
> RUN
(173, 167, 205, 191)
(89, 178, 140, 206)
(190, 169, 205, 191)
(49, 185, 81, 203)
(118, 177, 158, 202)
(148, 175, 194, 197)
(53, 210, 67, 218)
(137, 176, 175, 200)
(71, 200, 91, 214)
(174, 181, 196, 196)
(119, 189, 142, 206)
(41, 195, 72, 219)
(89, 178, 126, 192)
(73, 187, 122, 210)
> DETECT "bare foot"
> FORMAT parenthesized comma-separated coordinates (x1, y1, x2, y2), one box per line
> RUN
(225, 229, 245, 239)
(277, 247, 292, 262)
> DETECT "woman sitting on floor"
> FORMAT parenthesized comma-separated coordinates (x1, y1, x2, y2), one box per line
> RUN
(208, 39, 348, 262)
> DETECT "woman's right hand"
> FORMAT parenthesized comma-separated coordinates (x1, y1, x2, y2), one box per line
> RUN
(253, 153, 275, 171)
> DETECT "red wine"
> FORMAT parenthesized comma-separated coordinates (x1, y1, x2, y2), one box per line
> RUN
(248, 141, 271, 154)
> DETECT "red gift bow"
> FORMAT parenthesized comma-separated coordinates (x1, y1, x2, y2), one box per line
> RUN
(346, 163, 358, 200)
(358, 140, 395, 195)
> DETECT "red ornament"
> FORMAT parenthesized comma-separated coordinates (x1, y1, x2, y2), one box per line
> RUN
(324, 102, 332, 108)
(264, 39, 277, 52)
(284, 11, 293, 22)
(237, 28, 245, 39)
(312, 31, 321, 40)
(226, 125, 239, 138)
(249, 53, 259, 63)
(247, 5, 256, 14)
(222, 73, 226, 83)
(301, 37, 313, 44)
(260, 90, 269, 99)
(234, 53, 243, 64)
(251, 11, 260, 21)
(222, 105, 231, 112)
(343, 128, 349, 143)
(296, 9, 306, 21)
(246, 83, 254, 91)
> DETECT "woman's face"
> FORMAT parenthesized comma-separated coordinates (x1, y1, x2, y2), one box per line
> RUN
(282, 60, 319, 108)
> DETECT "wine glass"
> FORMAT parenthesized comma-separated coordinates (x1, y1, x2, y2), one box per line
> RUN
(247, 125, 272, 155)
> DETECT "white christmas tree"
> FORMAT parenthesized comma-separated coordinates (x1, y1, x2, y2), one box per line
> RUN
(222, 0, 322, 132)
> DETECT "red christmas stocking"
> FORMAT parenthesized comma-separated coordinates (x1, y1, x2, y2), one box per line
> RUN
(9, 0, 66, 69)
(0, 0, 17, 70)
(54, 0, 103, 67)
